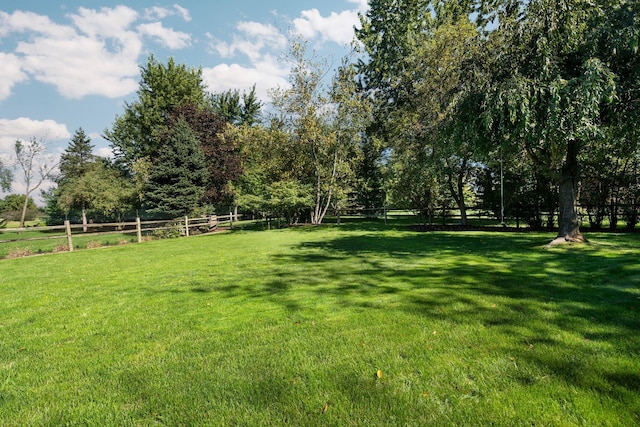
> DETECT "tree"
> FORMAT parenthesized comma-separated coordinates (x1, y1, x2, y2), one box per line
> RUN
(58, 128, 95, 184)
(0, 160, 11, 192)
(57, 128, 96, 230)
(145, 119, 208, 218)
(13, 137, 57, 228)
(357, 3, 485, 225)
(105, 55, 208, 170)
(270, 39, 369, 224)
(168, 103, 241, 207)
(211, 86, 262, 127)
(482, 0, 616, 242)
(0, 194, 38, 221)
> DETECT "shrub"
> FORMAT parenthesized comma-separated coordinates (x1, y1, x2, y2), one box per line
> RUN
(152, 222, 182, 239)
(6, 248, 33, 259)
(86, 241, 102, 249)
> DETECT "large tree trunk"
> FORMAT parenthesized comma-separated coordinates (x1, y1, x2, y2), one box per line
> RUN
(446, 158, 468, 226)
(556, 140, 586, 242)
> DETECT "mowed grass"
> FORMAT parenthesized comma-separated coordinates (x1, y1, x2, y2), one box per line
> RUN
(0, 222, 638, 426)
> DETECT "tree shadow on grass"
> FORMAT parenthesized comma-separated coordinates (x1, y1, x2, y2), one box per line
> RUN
(256, 231, 640, 405)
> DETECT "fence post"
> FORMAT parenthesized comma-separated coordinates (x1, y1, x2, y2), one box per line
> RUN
(184, 216, 190, 237)
(65, 220, 74, 252)
(136, 217, 142, 243)
(229, 211, 233, 229)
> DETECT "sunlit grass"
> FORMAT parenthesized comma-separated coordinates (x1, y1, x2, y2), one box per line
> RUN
(0, 223, 638, 425)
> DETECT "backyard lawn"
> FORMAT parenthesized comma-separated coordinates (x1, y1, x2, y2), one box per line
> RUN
(0, 222, 638, 425)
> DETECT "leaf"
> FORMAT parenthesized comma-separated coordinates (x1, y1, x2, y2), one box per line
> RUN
(322, 402, 329, 414)
(376, 369, 383, 379)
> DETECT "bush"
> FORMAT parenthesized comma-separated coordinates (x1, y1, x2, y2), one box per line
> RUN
(152, 222, 182, 239)
(6, 248, 33, 259)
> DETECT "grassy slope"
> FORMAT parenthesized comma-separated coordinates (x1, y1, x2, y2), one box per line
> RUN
(0, 223, 638, 426)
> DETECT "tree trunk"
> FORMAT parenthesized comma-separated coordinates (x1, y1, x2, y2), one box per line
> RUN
(19, 193, 30, 229)
(457, 167, 468, 226)
(446, 158, 468, 226)
(556, 140, 586, 242)
(82, 206, 88, 233)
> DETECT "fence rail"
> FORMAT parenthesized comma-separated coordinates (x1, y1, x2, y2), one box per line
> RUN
(0, 214, 236, 253)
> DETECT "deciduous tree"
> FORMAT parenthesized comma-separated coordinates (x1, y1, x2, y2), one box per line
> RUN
(12, 137, 57, 228)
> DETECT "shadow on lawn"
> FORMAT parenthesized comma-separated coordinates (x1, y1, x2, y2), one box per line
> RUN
(256, 230, 640, 399)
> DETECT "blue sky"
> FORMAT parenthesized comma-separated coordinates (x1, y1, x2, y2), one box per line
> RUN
(0, 0, 368, 199)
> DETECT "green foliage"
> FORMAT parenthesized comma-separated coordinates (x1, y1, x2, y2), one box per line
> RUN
(0, 159, 11, 192)
(145, 120, 208, 218)
(0, 194, 38, 221)
(211, 85, 262, 126)
(105, 55, 207, 168)
(0, 226, 638, 424)
(58, 128, 95, 186)
(269, 39, 370, 224)
(151, 221, 183, 239)
(169, 103, 240, 206)
(266, 180, 313, 223)
(357, 0, 639, 237)
(57, 161, 135, 219)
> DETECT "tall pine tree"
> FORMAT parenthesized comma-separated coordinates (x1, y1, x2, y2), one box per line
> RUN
(145, 119, 208, 218)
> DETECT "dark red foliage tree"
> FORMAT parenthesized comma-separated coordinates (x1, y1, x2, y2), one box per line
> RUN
(169, 103, 242, 206)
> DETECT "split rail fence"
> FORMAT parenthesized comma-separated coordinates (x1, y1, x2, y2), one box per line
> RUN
(0, 214, 235, 254)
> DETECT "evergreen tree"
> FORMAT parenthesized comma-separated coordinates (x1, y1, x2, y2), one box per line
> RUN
(145, 120, 208, 218)
(58, 128, 95, 185)
(211, 85, 262, 126)
(57, 128, 97, 230)
(105, 55, 207, 170)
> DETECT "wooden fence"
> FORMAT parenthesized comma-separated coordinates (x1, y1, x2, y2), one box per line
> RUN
(0, 214, 236, 253)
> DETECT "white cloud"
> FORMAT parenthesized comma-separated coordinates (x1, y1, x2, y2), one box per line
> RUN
(0, 5, 194, 101)
(204, 21, 290, 101)
(0, 118, 70, 152)
(0, 53, 28, 102)
(17, 34, 140, 99)
(143, 4, 191, 22)
(70, 6, 139, 40)
(95, 146, 115, 159)
(0, 10, 75, 39)
(138, 22, 191, 49)
(173, 4, 192, 22)
(202, 56, 289, 101)
(293, 8, 360, 45)
(144, 6, 172, 21)
(208, 22, 286, 62)
(347, 0, 370, 12)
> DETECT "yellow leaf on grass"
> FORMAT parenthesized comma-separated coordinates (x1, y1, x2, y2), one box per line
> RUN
(376, 369, 383, 379)
(322, 403, 329, 414)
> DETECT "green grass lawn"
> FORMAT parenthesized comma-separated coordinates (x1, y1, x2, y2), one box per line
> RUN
(0, 222, 638, 426)
(0, 228, 139, 258)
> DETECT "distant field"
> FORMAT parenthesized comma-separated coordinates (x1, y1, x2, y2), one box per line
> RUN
(0, 222, 638, 425)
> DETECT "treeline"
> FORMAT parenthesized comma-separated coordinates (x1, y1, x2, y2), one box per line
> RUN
(41, 0, 638, 236)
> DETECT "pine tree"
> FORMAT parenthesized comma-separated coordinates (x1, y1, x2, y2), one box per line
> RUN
(58, 128, 95, 186)
(145, 120, 208, 218)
